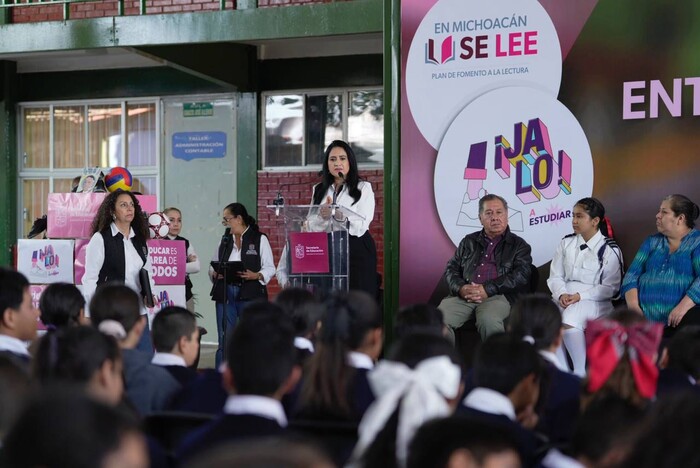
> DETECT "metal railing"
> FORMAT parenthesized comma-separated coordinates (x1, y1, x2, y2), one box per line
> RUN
(0, 0, 240, 21)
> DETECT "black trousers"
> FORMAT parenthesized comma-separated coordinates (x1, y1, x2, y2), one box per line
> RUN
(663, 306, 700, 340)
(348, 231, 378, 300)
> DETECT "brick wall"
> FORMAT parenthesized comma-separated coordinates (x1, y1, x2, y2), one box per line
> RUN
(257, 169, 384, 298)
(12, 0, 349, 23)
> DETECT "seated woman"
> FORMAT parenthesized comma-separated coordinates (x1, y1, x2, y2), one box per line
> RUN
(621, 194, 700, 334)
(547, 197, 623, 376)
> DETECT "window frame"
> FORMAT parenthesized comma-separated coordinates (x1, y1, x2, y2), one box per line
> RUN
(16, 97, 161, 238)
(261, 86, 384, 171)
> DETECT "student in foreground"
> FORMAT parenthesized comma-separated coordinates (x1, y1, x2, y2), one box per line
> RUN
(151, 306, 200, 386)
(176, 301, 300, 462)
(0, 268, 40, 369)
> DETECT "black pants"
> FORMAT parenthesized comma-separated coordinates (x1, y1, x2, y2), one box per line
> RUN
(663, 306, 700, 340)
(349, 231, 378, 300)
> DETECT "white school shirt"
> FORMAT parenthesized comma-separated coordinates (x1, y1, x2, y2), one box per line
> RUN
(309, 181, 375, 237)
(0, 334, 30, 357)
(167, 234, 201, 274)
(208, 226, 276, 285)
(462, 387, 517, 421)
(347, 351, 374, 370)
(82, 223, 155, 316)
(223, 394, 288, 427)
(151, 352, 187, 367)
(547, 231, 622, 302)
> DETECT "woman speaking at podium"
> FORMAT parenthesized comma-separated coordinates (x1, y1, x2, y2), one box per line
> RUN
(312, 140, 378, 300)
(209, 202, 275, 367)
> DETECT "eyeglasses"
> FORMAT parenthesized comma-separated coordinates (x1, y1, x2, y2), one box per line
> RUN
(222, 216, 234, 223)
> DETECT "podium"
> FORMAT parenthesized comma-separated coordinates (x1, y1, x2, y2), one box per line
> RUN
(268, 204, 364, 297)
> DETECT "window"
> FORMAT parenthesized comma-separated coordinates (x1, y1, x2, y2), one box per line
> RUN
(263, 88, 383, 168)
(17, 99, 160, 237)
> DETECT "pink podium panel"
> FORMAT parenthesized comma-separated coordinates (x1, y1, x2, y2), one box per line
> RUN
(47, 193, 157, 239)
(289, 232, 330, 274)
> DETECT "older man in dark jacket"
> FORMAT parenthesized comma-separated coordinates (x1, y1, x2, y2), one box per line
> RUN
(439, 194, 532, 344)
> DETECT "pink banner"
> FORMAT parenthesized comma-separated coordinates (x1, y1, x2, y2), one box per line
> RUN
(47, 193, 157, 239)
(29, 285, 48, 331)
(147, 239, 186, 285)
(289, 232, 330, 274)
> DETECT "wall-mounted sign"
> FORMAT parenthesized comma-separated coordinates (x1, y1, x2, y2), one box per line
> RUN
(172, 132, 227, 161)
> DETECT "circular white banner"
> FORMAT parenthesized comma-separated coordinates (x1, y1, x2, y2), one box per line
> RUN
(434, 87, 593, 266)
(406, 0, 562, 149)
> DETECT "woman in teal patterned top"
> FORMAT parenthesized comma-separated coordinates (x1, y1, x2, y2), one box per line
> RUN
(621, 194, 700, 330)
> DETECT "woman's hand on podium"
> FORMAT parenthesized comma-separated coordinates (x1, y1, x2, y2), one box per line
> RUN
(319, 196, 333, 219)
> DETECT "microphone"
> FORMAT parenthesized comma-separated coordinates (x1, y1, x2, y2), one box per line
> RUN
(221, 227, 231, 245)
(332, 172, 344, 206)
(331, 172, 345, 217)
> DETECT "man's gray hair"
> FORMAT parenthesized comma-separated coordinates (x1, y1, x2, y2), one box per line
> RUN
(479, 194, 508, 214)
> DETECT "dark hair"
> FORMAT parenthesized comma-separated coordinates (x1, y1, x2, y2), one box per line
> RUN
(407, 417, 520, 468)
(575, 197, 612, 237)
(151, 306, 197, 353)
(622, 392, 700, 468)
(362, 333, 462, 468)
(664, 194, 700, 229)
(312, 140, 362, 206)
(35, 326, 120, 387)
(509, 293, 562, 351)
(609, 307, 647, 326)
(394, 303, 444, 340)
(664, 326, 700, 380)
(274, 287, 323, 337)
(473, 333, 543, 395)
(89, 284, 142, 333)
(90, 190, 148, 239)
(186, 437, 333, 468)
(39, 283, 85, 329)
(0, 355, 32, 439)
(478, 194, 508, 213)
(227, 301, 296, 396)
(583, 308, 650, 409)
(3, 389, 142, 468)
(300, 290, 382, 417)
(0, 268, 29, 323)
(387, 331, 460, 369)
(572, 394, 645, 464)
(223, 202, 259, 231)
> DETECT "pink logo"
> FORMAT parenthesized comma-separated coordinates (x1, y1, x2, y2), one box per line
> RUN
(425, 36, 455, 65)
(31, 245, 61, 277)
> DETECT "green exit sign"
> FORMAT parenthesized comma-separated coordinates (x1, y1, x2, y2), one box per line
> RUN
(183, 102, 214, 117)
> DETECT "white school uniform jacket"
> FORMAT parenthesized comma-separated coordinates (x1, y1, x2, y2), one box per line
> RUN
(547, 231, 623, 329)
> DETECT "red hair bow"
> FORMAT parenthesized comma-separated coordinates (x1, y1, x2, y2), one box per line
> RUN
(585, 319, 663, 399)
